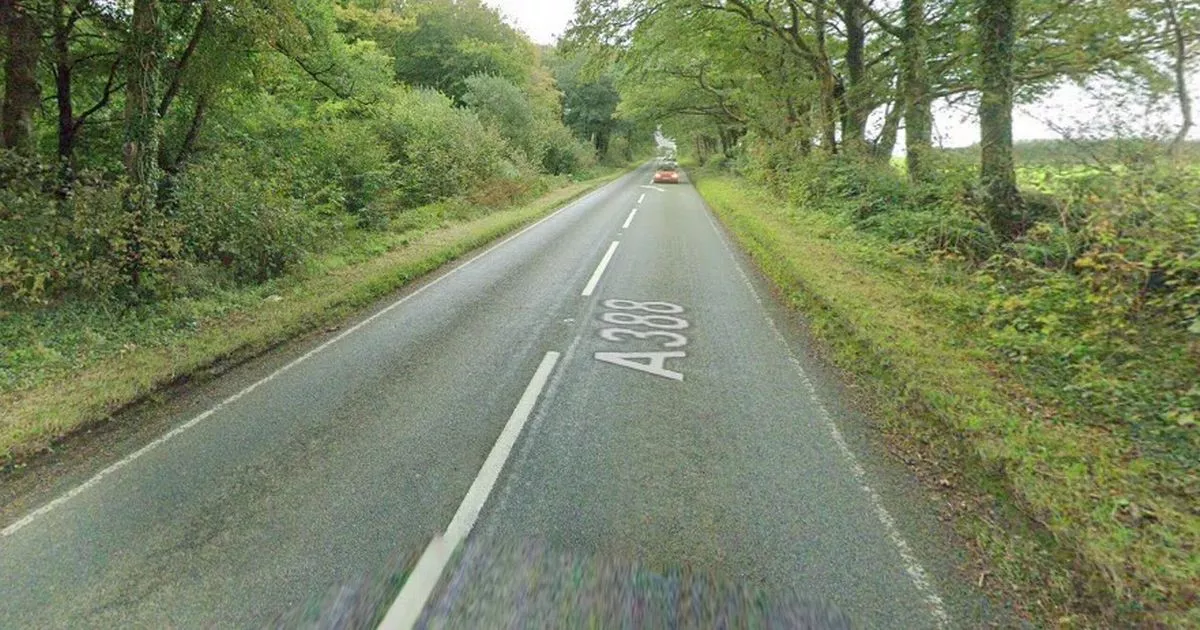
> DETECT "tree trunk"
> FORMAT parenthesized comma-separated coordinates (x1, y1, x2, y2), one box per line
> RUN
(814, 0, 838, 153)
(839, 0, 868, 152)
(161, 92, 207, 174)
(1, 0, 41, 155)
(875, 98, 903, 160)
(901, 0, 932, 182)
(977, 0, 1024, 237)
(1164, 0, 1192, 154)
(122, 0, 162, 291)
(53, 0, 75, 168)
(158, 0, 210, 118)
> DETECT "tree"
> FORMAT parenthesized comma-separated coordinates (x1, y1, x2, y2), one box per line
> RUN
(50, 0, 125, 172)
(899, 0, 931, 180)
(1, 0, 41, 154)
(121, 0, 162, 289)
(549, 50, 620, 153)
(391, 0, 534, 103)
(1162, 0, 1193, 153)
(858, 0, 932, 180)
(977, 0, 1024, 236)
(838, 0, 868, 151)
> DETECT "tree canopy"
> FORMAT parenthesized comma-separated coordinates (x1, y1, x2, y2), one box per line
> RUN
(568, 0, 1196, 227)
(0, 0, 630, 303)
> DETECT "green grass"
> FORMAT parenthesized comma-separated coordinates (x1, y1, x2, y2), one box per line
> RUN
(694, 172, 1198, 628)
(0, 169, 625, 462)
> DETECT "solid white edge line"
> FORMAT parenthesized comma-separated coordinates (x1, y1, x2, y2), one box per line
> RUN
(580, 241, 620, 297)
(0, 171, 629, 539)
(621, 207, 638, 229)
(379, 351, 561, 630)
(699, 206, 952, 628)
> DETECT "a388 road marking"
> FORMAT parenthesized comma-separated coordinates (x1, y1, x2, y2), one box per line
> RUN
(594, 299, 689, 381)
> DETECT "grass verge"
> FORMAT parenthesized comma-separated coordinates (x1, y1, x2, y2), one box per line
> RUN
(694, 172, 1197, 627)
(0, 169, 626, 463)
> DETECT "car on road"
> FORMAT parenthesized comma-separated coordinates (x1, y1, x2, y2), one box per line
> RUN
(653, 166, 680, 184)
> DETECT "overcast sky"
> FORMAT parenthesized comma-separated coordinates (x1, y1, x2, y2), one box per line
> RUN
(484, 1, 1198, 149)
(484, 0, 574, 46)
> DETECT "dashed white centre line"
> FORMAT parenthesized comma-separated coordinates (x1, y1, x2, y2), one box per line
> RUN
(581, 240, 620, 297)
(622, 207, 638, 229)
(637, 193, 646, 204)
(379, 350, 561, 630)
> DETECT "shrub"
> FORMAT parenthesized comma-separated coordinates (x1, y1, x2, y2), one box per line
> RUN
(373, 87, 513, 208)
(463, 74, 538, 160)
(0, 153, 173, 303)
(538, 123, 596, 175)
(174, 152, 317, 284)
(298, 117, 392, 227)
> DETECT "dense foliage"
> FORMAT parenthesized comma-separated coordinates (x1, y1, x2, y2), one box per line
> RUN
(0, 0, 639, 306)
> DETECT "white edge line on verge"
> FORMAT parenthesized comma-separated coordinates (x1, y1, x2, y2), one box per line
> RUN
(699, 205, 952, 628)
(580, 241, 620, 297)
(622, 207, 638, 229)
(0, 173, 627, 539)
(378, 351, 561, 630)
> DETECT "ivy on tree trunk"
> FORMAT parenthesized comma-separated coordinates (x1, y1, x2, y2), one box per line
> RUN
(1, 0, 41, 155)
(122, 0, 162, 292)
(838, 0, 867, 152)
(977, 0, 1025, 237)
(901, 0, 932, 183)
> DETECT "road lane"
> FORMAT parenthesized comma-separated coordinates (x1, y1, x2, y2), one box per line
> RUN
(471, 176, 951, 628)
(0, 167, 650, 628)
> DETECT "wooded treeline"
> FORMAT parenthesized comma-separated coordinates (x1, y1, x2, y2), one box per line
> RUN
(571, 0, 1195, 232)
(0, 0, 636, 304)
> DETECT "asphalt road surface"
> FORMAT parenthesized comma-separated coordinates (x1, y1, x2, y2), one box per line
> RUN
(1, 165, 978, 628)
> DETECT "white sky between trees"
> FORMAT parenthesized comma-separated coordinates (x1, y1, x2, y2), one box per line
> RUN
(485, 0, 1199, 150)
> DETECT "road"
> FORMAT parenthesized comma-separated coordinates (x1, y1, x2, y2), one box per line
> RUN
(1, 165, 971, 628)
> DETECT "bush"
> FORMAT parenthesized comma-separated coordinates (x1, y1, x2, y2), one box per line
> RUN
(374, 87, 514, 208)
(298, 117, 392, 227)
(739, 150, 999, 262)
(538, 123, 596, 175)
(735, 139, 1198, 475)
(463, 74, 538, 160)
(174, 152, 318, 284)
(602, 135, 632, 166)
(0, 153, 176, 304)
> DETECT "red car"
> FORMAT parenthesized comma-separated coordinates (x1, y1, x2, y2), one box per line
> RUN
(653, 167, 680, 184)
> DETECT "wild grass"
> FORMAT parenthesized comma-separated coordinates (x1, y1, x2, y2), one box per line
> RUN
(695, 172, 1198, 628)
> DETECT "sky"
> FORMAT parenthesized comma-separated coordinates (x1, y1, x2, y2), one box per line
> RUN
(484, 1, 1198, 149)
(484, 0, 575, 46)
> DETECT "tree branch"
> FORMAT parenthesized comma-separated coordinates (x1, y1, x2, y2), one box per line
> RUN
(158, 0, 211, 117)
(75, 56, 121, 127)
(855, 0, 902, 38)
